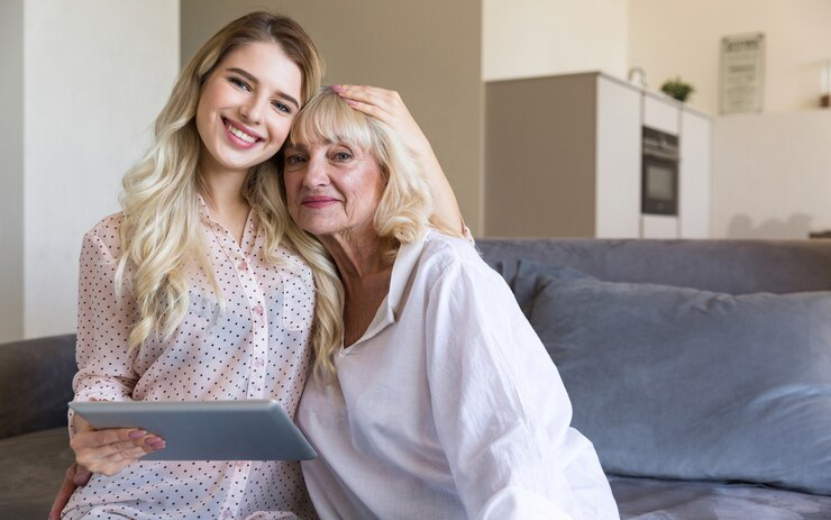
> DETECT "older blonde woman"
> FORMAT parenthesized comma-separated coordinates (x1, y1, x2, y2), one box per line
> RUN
(281, 89, 620, 520)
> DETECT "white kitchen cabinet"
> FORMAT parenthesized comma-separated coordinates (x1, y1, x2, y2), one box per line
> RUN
(643, 92, 680, 135)
(596, 76, 642, 238)
(641, 215, 680, 239)
(679, 110, 712, 238)
(484, 71, 711, 239)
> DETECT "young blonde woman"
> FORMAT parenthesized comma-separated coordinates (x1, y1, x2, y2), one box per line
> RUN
(52, 11, 463, 520)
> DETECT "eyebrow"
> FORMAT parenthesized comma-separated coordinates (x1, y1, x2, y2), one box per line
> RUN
(227, 67, 301, 111)
(286, 139, 335, 151)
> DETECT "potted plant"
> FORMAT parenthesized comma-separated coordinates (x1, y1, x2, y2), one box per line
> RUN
(661, 78, 695, 102)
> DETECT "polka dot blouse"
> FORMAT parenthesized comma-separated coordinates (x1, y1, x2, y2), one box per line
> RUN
(62, 198, 318, 520)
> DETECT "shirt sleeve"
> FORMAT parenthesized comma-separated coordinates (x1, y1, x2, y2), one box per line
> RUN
(423, 258, 616, 520)
(70, 229, 140, 434)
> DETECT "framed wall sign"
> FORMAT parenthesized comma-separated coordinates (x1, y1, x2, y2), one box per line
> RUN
(720, 33, 765, 114)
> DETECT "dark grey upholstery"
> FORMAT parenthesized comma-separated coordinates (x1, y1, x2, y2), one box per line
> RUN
(0, 428, 74, 519)
(0, 334, 76, 439)
(0, 334, 77, 519)
(478, 238, 831, 294)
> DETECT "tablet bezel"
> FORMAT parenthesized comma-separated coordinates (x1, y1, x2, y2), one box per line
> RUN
(69, 399, 317, 461)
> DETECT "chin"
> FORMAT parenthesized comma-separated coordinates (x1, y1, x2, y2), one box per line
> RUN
(297, 220, 337, 238)
(216, 151, 270, 172)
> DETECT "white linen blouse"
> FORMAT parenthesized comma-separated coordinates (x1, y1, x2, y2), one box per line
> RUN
(63, 198, 318, 520)
(297, 231, 620, 520)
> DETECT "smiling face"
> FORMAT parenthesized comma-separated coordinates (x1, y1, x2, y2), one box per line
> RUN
(195, 41, 303, 176)
(283, 138, 386, 239)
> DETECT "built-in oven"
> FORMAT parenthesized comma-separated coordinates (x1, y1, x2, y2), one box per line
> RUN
(641, 127, 680, 216)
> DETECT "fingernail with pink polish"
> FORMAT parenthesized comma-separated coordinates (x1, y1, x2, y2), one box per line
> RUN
(330, 85, 344, 93)
(128, 430, 146, 439)
(145, 437, 164, 448)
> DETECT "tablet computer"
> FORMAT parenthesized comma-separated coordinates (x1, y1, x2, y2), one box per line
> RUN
(69, 400, 317, 461)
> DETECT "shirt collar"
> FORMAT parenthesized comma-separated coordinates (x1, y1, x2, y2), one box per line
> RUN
(196, 193, 260, 239)
(197, 193, 212, 224)
(344, 229, 431, 351)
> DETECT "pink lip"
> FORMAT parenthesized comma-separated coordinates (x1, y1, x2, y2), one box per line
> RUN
(222, 117, 264, 150)
(301, 196, 339, 208)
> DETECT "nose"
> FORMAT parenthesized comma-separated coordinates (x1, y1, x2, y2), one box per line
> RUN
(239, 94, 267, 124)
(302, 156, 331, 189)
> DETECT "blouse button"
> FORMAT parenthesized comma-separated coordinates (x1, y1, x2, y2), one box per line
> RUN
(238, 260, 248, 271)
(223, 509, 232, 519)
(252, 304, 264, 315)
(255, 357, 265, 367)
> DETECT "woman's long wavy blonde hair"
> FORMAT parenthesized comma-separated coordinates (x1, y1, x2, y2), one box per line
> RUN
(117, 11, 343, 371)
(283, 89, 463, 379)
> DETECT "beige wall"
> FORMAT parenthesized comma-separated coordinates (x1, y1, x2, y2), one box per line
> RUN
(629, 0, 831, 115)
(23, 0, 180, 338)
(483, 0, 628, 81)
(181, 0, 484, 234)
(712, 111, 831, 239)
(0, 0, 25, 342)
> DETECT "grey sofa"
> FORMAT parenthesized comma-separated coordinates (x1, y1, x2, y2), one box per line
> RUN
(477, 238, 831, 520)
(0, 334, 76, 518)
(3, 238, 831, 519)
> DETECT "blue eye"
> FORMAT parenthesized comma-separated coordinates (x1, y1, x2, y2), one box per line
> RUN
(333, 152, 352, 162)
(273, 101, 291, 114)
(229, 77, 250, 91)
(286, 154, 306, 165)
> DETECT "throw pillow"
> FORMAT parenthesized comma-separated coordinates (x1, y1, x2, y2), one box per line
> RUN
(528, 266, 831, 496)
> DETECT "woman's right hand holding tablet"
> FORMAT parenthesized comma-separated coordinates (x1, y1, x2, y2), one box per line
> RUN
(70, 416, 165, 476)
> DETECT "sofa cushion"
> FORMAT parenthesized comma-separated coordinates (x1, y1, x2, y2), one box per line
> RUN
(609, 475, 831, 520)
(0, 427, 74, 519)
(0, 334, 77, 439)
(489, 259, 586, 316)
(526, 264, 831, 495)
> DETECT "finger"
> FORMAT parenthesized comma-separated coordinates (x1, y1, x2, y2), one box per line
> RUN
(48, 473, 78, 520)
(93, 447, 151, 476)
(333, 84, 392, 100)
(71, 428, 146, 450)
(103, 437, 159, 457)
(76, 435, 162, 470)
(82, 447, 150, 475)
(334, 85, 399, 114)
(342, 98, 387, 120)
(82, 435, 161, 464)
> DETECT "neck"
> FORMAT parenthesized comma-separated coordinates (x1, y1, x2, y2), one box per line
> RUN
(321, 226, 395, 348)
(198, 157, 249, 216)
(319, 227, 390, 292)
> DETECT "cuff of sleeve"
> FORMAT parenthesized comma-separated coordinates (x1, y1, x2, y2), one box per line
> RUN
(68, 392, 131, 439)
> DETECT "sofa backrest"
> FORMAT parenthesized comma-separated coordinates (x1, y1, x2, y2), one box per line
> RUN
(0, 334, 76, 439)
(477, 238, 831, 295)
(5, 239, 831, 439)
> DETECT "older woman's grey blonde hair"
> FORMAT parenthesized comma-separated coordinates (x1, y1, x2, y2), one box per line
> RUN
(282, 87, 463, 378)
(286, 88, 462, 251)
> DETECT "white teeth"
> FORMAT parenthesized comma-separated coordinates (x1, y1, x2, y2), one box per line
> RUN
(226, 122, 257, 143)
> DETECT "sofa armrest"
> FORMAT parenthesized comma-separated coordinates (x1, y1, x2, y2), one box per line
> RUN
(0, 334, 76, 439)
